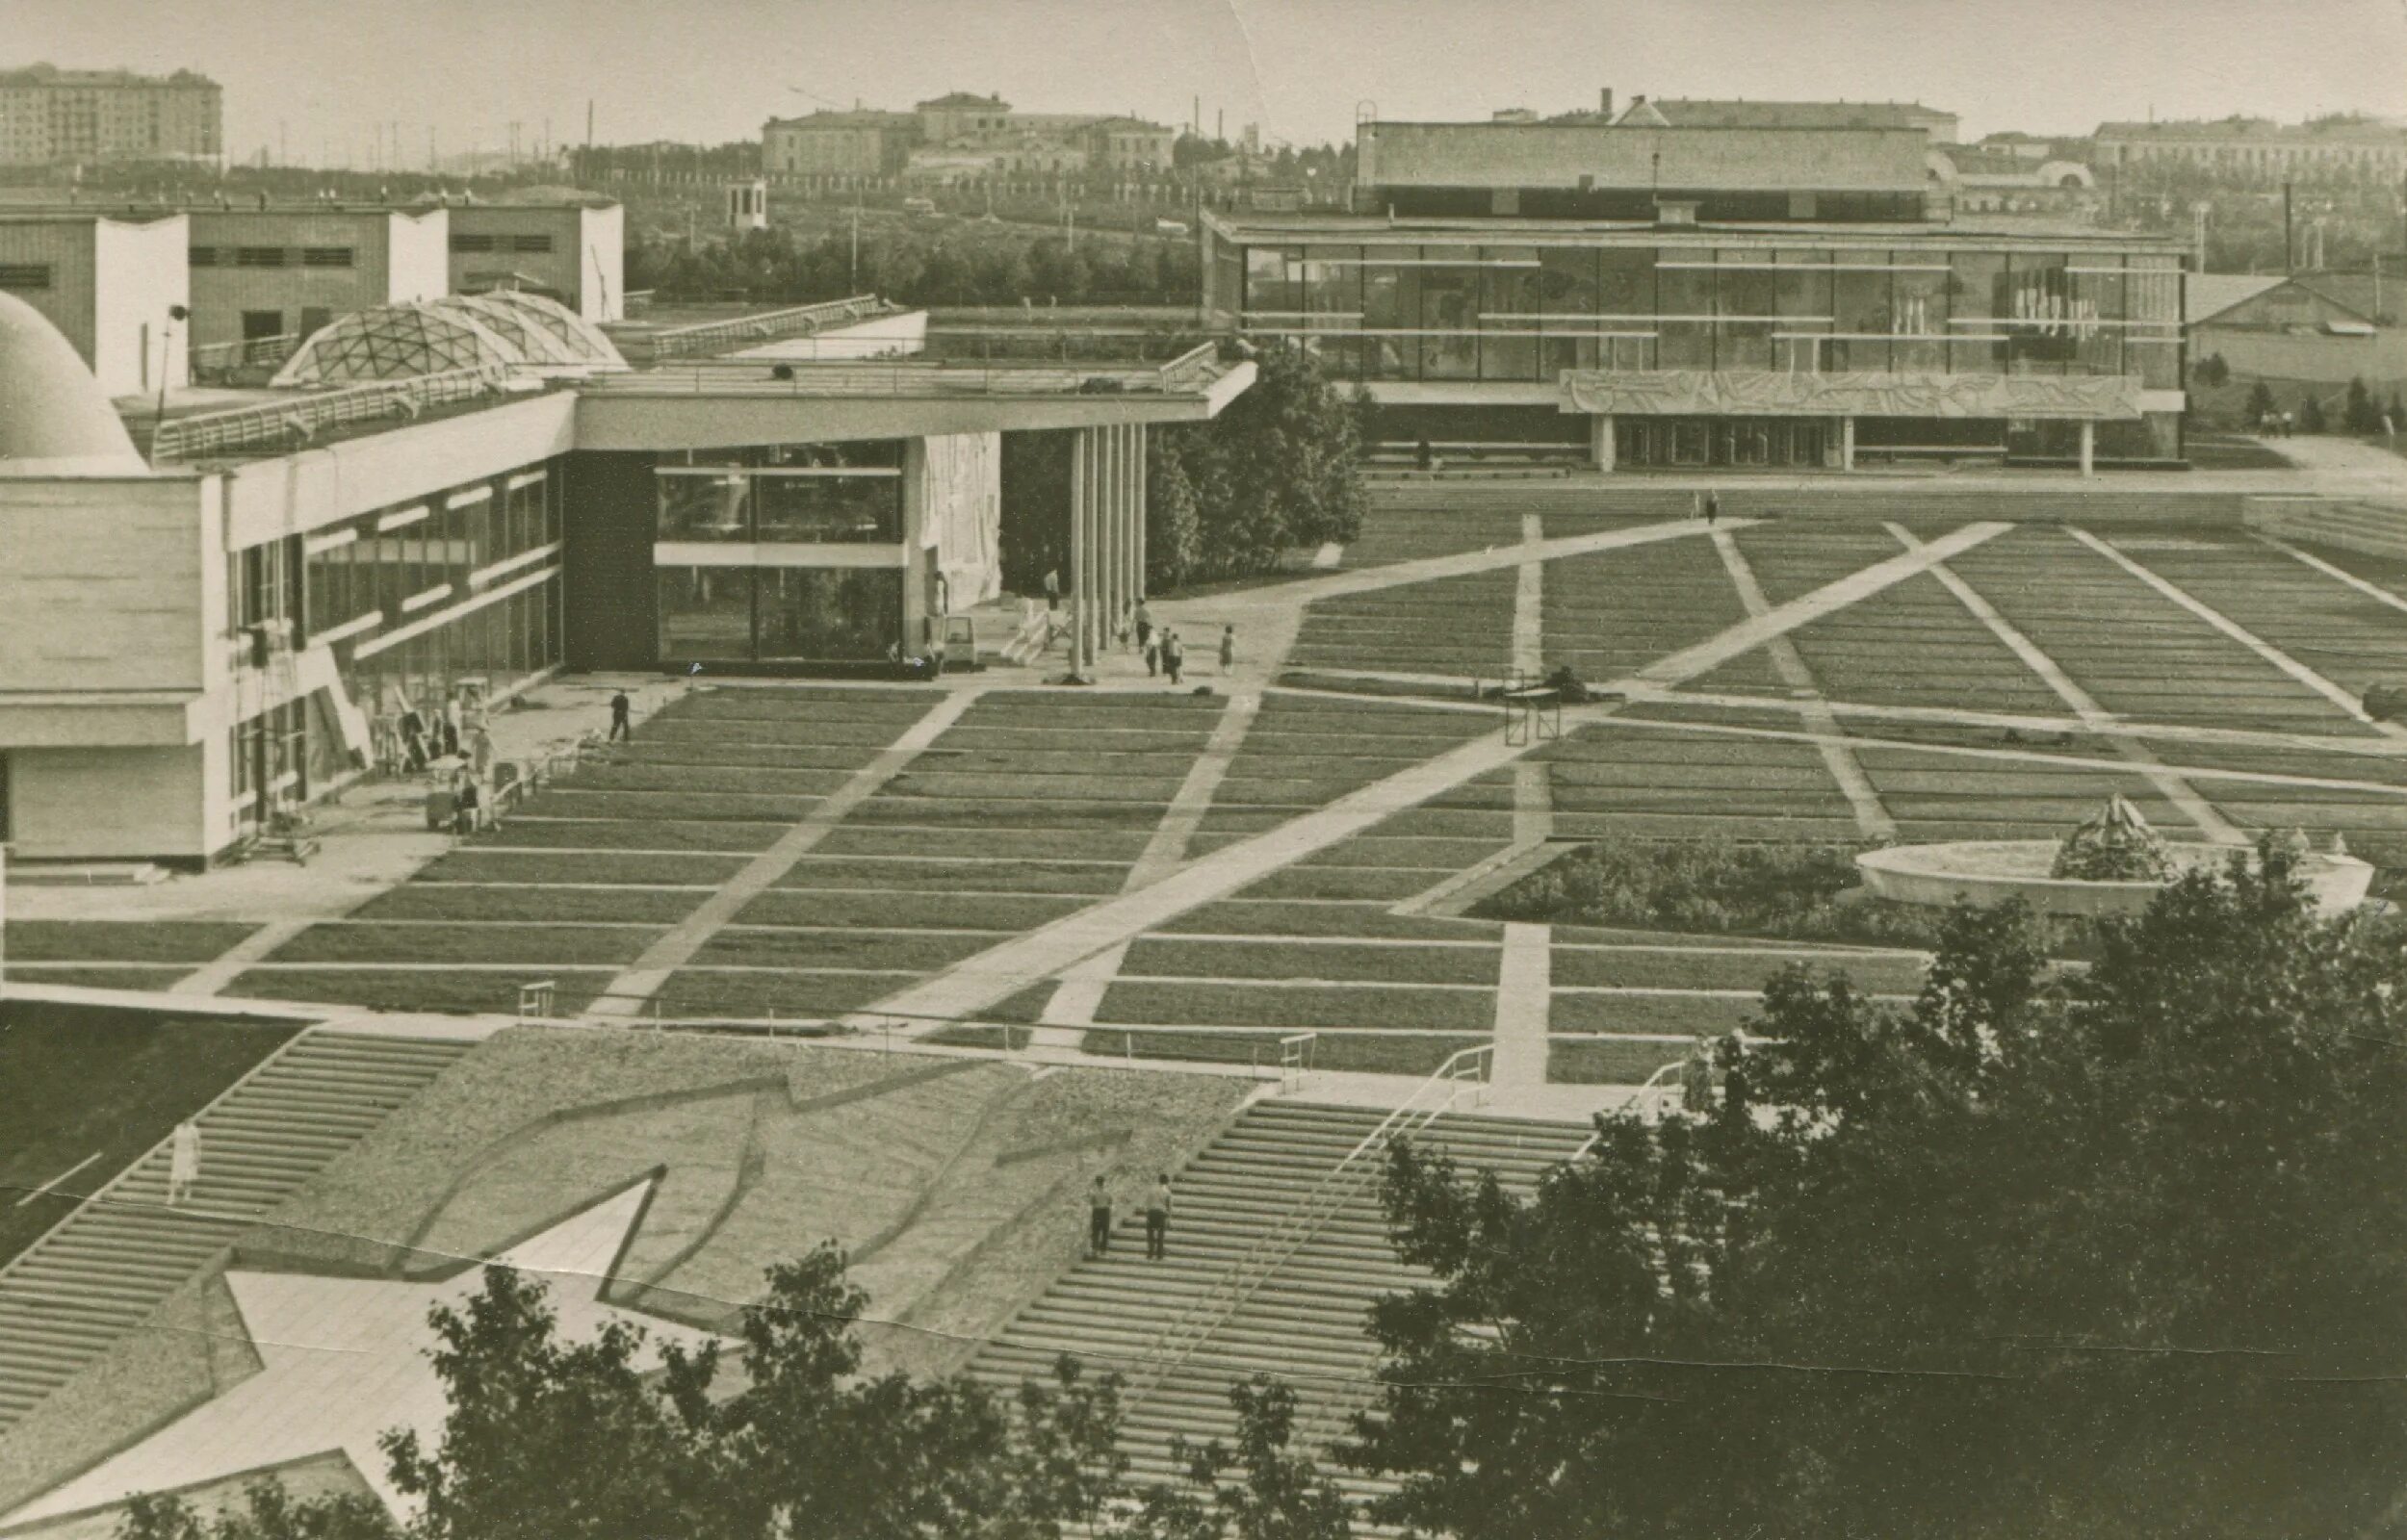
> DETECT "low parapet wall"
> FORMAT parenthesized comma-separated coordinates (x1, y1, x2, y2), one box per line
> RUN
(1372, 479, 2249, 526)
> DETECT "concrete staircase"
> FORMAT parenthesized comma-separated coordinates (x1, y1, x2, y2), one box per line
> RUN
(967, 1099, 1592, 1502)
(0, 1029, 472, 1431)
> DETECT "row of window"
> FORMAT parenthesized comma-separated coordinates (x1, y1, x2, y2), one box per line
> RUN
(191, 246, 355, 268)
(0, 262, 50, 290)
(305, 472, 560, 642)
(1221, 243, 2184, 386)
(450, 233, 556, 254)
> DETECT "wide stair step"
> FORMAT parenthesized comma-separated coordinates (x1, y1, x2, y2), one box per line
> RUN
(0, 1030, 472, 1435)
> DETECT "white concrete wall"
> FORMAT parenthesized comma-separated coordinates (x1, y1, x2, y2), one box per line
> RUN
(221, 393, 576, 548)
(90, 214, 189, 397)
(7, 744, 211, 860)
(911, 431, 1002, 609)
(0, 475, 211, 696)
(581, 204, 624, 321)
(384, 208, 452, 303)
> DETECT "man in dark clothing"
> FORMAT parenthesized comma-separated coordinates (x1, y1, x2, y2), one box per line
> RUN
(1162, 631, 1184, 685)
(1087, 1175, 1114, 1257)
(453, 777, 481, 836)
(1145, 1174, 1172, 1260)
(398, 703, 428, 772)
(1704, 491, 1721, 526)
(608, 691, 633, 743)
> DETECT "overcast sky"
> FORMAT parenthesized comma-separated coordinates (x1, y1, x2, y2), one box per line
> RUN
(15, 0, 2407, 167)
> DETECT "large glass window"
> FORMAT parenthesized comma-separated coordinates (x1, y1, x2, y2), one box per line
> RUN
(657, 568, 755, 660)
(1481, 246, 1541, 380)
(2069, 263, 2124, 375)
(759, 569, 907, 659)
(1537, 247, 1598, 376)
(2127, 254, 2183, 390)
(756, 474, 903, 542)
(1300, 245, 1361, 380)
(1654, 256, 1713, 370)
(1773, 250, 1832, 372)
(1829, 250, 1892, 372)
(1418, 245, 1480, 380)
(659, 471, 754, 541)
(1892, 258, 1950, 372)
(1714, 251, 1777, 372)
(1244, 245, 1303, 319)
(2004, 253, 2074, 374)
(1948, 252, 2008, 373)
(1360, 244, 1419, 381)
(1597, 247, 1655, 370)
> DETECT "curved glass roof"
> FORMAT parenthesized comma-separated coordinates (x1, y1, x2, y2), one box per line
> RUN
(271, 295, 625, 388)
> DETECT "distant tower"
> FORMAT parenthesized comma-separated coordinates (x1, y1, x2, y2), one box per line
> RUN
(725, 178, 769, 232)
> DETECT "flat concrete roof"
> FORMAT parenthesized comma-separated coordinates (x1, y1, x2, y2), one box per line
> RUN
(1204, 209, 2184, 249)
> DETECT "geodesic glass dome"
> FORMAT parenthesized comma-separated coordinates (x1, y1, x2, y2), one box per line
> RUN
(270, 303, 521, 386)
(428, 295, 582, 367)
(472, 290, 626, 371)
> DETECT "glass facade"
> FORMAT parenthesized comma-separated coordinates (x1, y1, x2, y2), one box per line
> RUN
(656, 441, 905, 544)
(1229, 240, 2186, 388)
(657, 567, 907, 663)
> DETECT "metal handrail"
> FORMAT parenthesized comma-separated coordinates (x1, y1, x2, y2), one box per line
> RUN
(189, 331, 300, 379)
(151, 366, 516, 462)
(647, 295, 899, 360)
(1124, 1044, 1493, 1409)
(587, 348, 1229, 398)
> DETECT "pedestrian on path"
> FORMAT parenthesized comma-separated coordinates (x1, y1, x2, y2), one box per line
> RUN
(1145, 1173, 1173, 1260)
(168, 1120, 200, 1207)
(1692, 490, 1704, 521)
(398, 701, 428, 773)
(608, 690, 633, 743)
(1704, 491, 1721, 526)
(453, 774, 482, 836)
(1144, 633, 1161, 677)
(442, 695, 465, 757)
(1162, 630, 1184, 685)
(1680, 1036, 1716, 1116)
(1219, 625, 1235, 674)
(1087, 1174, 1114, 1258)
(1133, 599, 1153, 653)
(1044, 569, 1061, 611)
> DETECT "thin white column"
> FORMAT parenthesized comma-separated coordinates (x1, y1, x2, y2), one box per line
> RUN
(2079, 420, 2096, 478)
(1122, 424, 1141, 618)
(1104, 424, 1124, 643)
(1591, 413, 1616, 472)
(1069, 428, 1090, 675)
(1840, 415, 1856, 472)
(1133, 426, 1149, 603)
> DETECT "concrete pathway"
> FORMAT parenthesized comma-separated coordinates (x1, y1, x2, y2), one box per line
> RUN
(171, 917, 314, 996)
(589, 689, 988, 1018)
(1888, 523, 2245, 844)
(1490, 923, 1552, 1091)
(1709, 529, 1896, 841)
(2068, 526, 2407, 742)
(1512, 513, 1545, 677)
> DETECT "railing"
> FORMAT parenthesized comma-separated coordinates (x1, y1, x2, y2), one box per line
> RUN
(647, 295, 900, 361)
(151, 366, 517, 463)
(588, 344, 1228, 399)
(1123, 1043, 1493, 1411)
(189, 331, 300, 381)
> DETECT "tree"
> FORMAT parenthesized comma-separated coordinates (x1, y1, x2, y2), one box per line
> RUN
(2244, 379, 2277, 425)
(2299, 391, 2328, 433)
(1169, 341, 1365, 583)
(1119, 1378, 1354, 1540)
(1145, 426, 1206, 595)
(2191, 352, 2229, 387)
(1348, 846, 2407, 1538)
(2344, 375, 2382, 435)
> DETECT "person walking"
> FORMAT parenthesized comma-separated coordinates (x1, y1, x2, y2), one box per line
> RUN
(1704, 491, 1721, 526)
(1143, 631, 1161, 677)
(1133, 599, 1154, 654)
(1145, 1173, 1173, 1260)
(1219, 624, 1235, 674)
(1043, 569, 1062, 612)
(441, 695, 466, 757)
(453, 774, 481, 836)
(1162, 629, 1184, 685)
(1086, 1175, 1114, 1258)
(168, 1120, 201, 1207)
(608, 690, 633, 743)
(1692, 489, 1704, 521)
(398, 701, 428, 773)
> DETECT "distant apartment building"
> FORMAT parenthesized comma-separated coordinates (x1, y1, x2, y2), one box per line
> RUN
(2097, 116, 2407, 182)
(1080, 116, 1178, 172)
(0, 211, 189, 395)
(0, 64, 222, 167)
(447, 199, 625, 322)
(184, 206, 449, 354)
(761, 111, 917, 177)
(915, 92, 1014, 145)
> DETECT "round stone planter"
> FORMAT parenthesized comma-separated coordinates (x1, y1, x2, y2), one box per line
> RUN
(1854, 840, 2375, 919)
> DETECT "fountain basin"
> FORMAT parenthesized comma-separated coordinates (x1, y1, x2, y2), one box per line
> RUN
(1855, 840, 2374, 918)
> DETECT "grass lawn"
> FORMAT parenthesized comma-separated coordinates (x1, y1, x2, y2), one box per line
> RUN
(475, 819, 787, 853)
(693, 928, 1001, 971)
(266, 922, 667, 967)
(2, 921, 258, 964)
(414, 850, 747, 886)
(818, 827, 1156, 861)
(0, 964, 197, 990)
(739, 889, 1086, 931)
(1550, 993, 1760, 1037)
(1548, 1035, 1691, 1085)
(0, 1000, 298, 1264)
(349, 886, 709, 924)
(1237, 866, 1453, 902)
(1551, 947, 1928, 996)
(1158, 901, 1501, 942)
(528, 788, 825, 823)
(657, 968, 911, 1019)
(1121, 937, 1500, 986)
(230, 967, 612, 1016)
(1099, 980, 1495, 1033)
(771, 858, 1126, 896)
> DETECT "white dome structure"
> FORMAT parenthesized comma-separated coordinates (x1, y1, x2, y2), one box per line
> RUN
(0, 290, 146, 475)
(271, 302, 523, 387)
(471, 290, 626, 371)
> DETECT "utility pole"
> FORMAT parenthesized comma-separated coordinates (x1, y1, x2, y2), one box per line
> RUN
(2284, 179, 2294, 273)
(850, 192, 861, 289)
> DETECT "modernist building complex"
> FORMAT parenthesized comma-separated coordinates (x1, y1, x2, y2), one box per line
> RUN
(1204, 114, 2188, 470)
(0, 256, 1247, 866)
(0, 64, 223, 167)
